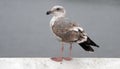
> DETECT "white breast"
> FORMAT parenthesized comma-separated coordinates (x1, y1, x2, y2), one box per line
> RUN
(50, 16, 57, 27)
(50, 16, 62, 41)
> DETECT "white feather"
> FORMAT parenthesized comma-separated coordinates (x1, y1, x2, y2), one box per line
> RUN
(70, 27, 84, 32)
(50, 16, 57, 27)
(77, 36, 87, 43)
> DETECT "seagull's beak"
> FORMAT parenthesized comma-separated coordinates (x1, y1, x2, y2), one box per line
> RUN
(46, 11, 52, 15)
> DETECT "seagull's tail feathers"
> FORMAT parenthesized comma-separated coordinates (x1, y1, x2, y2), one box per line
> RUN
(78, 37, 99, 52)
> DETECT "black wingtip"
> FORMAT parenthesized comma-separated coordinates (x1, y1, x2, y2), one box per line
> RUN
(87, 37, 100, 48)
(79, 43, 94, 52)
(96, 45, 100, 48)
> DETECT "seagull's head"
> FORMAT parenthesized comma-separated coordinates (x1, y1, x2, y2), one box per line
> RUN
(46, 5, 66, 17)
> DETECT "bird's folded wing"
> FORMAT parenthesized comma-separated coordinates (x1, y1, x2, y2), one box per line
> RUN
(52, 18, 86, 42)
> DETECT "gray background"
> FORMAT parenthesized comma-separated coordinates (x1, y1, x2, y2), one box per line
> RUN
(0, 0, 120, 57)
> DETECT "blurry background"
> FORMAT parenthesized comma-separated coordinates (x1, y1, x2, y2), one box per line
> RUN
(0, 0, 120, 57)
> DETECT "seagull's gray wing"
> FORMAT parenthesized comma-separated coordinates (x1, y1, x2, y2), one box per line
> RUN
(52, 17, 86, 42)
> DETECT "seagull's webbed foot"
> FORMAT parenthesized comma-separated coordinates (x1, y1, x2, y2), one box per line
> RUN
(51, 57, 63, 62)
(63, 57, 72, 61)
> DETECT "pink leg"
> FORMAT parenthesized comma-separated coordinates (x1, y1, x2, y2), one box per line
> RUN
(64, 43, 72, 61)
(51, 42, 64, 62)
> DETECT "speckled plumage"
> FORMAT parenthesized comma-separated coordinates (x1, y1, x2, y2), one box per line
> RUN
(46, 5, 99, 62)
(52, 17, 86, 42)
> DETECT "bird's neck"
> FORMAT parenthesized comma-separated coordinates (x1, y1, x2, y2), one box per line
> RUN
(50, 15, 65, 27)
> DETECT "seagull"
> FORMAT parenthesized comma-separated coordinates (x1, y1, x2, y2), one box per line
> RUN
(46, 5, 99, 62)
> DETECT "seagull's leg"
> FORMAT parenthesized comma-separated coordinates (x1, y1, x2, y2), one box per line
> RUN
(60, 42, 64, 58)
(51, 42, 64, 62)
(64, 43, 72, 61)
(69, 43, 72, 58)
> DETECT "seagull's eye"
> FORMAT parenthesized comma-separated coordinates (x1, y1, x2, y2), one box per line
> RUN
(56, 8, 61, 11)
